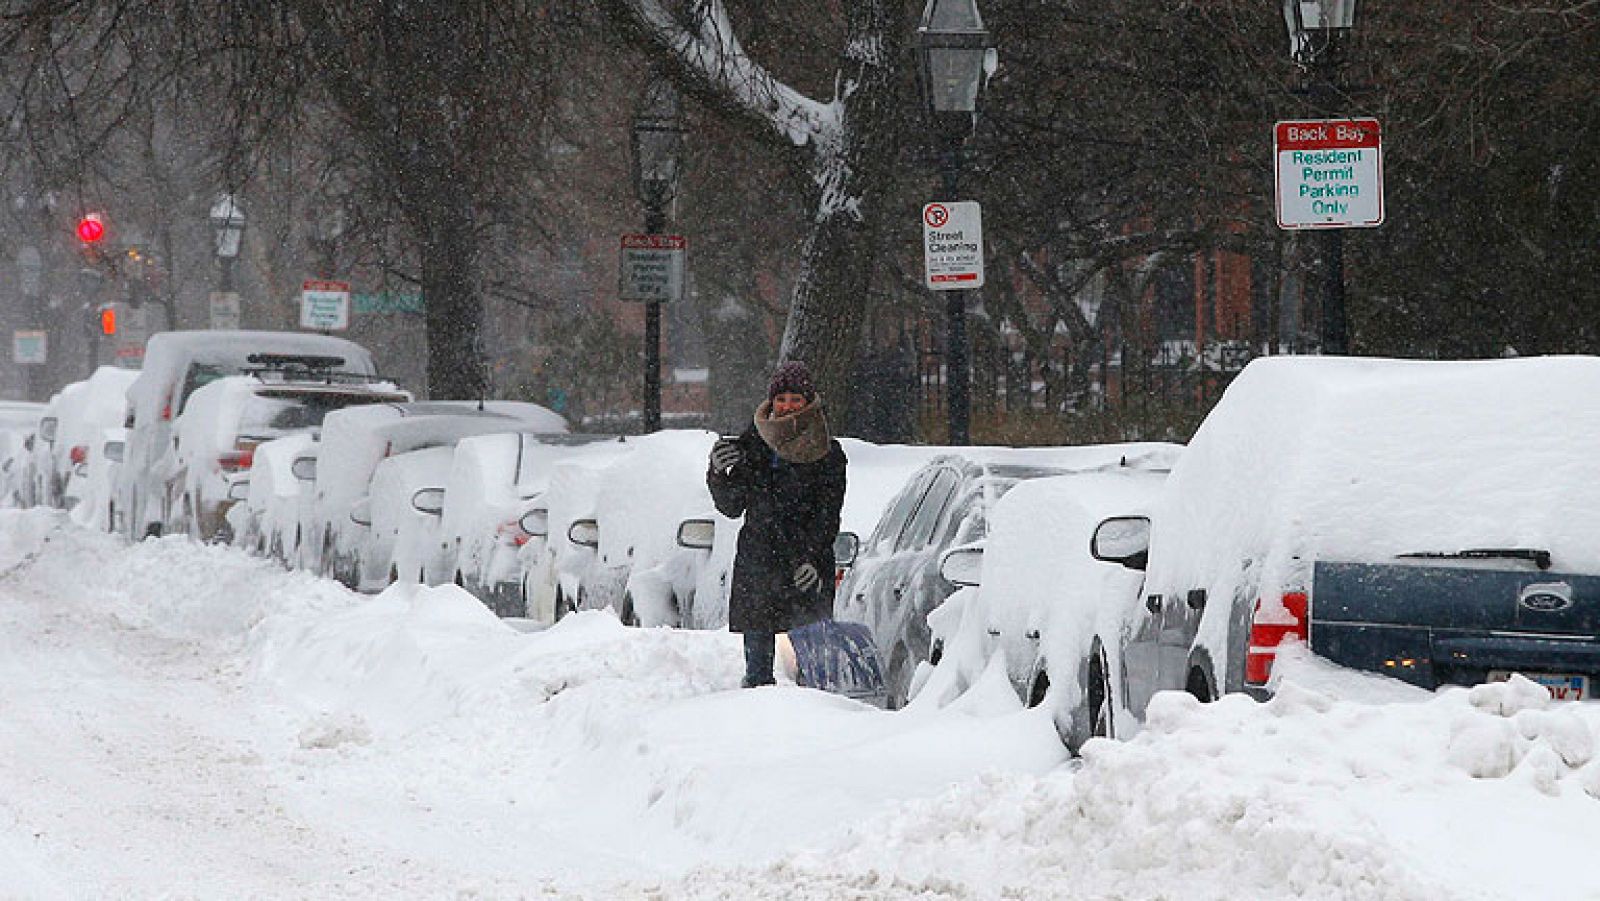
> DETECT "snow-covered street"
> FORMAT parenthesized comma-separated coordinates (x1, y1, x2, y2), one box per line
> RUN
(4, 507, 1600, 899)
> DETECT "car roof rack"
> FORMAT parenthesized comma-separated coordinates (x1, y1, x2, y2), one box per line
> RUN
(240, 353, 392, 387)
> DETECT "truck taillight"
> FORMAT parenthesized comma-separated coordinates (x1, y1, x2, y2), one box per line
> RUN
(496, 519, 530, 547)
(1245, 590, 1309, 685)
(69, 445, 88, 465)
(218, 450, 254, 473)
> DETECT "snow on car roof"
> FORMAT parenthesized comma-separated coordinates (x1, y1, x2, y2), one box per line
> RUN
(1147, 355, 1600, 598)
(129, 331, 379, 422)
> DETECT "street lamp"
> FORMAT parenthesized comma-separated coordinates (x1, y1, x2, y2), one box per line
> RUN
(630, 78, 685, 433)
(209, 193, 246, 293)
(917, 0, 991, 445)
(1282, 0, 1359, 355)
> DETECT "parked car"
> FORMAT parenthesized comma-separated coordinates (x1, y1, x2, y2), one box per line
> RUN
(168, 370, 408, 541)
(0, 402, 44, 507)
(51, 367, 140, 512)
(522, 443, 635, 624)
(363, 444, 458, 590)
(118, 330, 380, 539)
(916, 469, 1169, 750)
(67, 427, 128, 533)
(305, 401, 567, 588)
(227, 432, 318, 564)
(837, 443, 1181, 708)
(1085, 356, 1600, 745)
(430, 431, 622, 616)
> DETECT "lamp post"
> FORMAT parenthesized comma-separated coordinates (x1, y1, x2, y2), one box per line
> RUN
(630, 79, 685, 434)
(1283, 0, 1358, 355)
(917, 0, 991, 445)
(209, 193, 246, 300)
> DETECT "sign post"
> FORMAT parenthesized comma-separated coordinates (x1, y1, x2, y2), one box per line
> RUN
(299, 279, 351, 331)
(209, 291, 242, 330)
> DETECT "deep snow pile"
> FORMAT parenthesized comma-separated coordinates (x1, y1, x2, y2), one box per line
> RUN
(4, 508, 1600, 899)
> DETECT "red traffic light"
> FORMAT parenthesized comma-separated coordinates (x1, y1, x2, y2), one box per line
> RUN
(77, 214, 106, 244)
(99, 306, 117, 336)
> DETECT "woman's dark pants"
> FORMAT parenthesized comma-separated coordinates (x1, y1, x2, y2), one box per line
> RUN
(742, 632, 776, 687)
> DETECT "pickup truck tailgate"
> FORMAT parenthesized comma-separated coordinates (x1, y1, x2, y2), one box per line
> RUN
(1310, 560, 1600, 690)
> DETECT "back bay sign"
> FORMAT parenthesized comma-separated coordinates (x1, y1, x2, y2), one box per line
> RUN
(1274, 118, 1384, 230)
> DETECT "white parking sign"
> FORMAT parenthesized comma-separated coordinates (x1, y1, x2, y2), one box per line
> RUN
(922, 202, 985, 290)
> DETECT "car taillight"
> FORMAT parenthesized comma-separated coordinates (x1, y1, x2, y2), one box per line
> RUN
(161, 402, 172, 421)
(834, 568, 846, 590)
(496, 519, 530, 547)
(218, 450, 254, 473)
(1245, 590, 1309, 685)
(69, 445, 88, 465)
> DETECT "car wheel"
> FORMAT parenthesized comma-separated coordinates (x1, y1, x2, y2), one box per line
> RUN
(1028, 669, 1050, 708)
(885, 645, 913, 710)
(554, 588, 574, 622)
(1187, 664, 1216, 703)
(620, 593, 638, 627)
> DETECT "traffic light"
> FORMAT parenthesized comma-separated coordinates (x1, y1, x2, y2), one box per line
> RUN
(76, 213, 106, 244)
(99, 305, 117, 336)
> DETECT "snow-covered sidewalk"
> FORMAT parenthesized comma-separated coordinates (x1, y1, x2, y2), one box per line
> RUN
(3, 508, 1600, 899)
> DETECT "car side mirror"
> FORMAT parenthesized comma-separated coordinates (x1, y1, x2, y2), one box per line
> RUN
(291, 456, 318, 482)
(676, 518, 716, 550)
(39, 417, 58, 443)
(1092, 515, 1152, 570)
(939, 543, 985, 588)
(410, 487, 445, 516)
(349, 498, 372, 527)
(519, 508, 549, 538)
(227, 479, 250, 502)
(833, 531, 860, 567)
(104, 441, 125, 463)
(567, 518, 599, 548)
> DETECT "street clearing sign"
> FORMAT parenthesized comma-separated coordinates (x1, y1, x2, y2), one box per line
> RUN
(300, 279, 350, 331)
(1275, 118, 1384, 229)
(12, 330, 46, 365)
(619, 234, 686, 303)
(923, 201, 985, 290)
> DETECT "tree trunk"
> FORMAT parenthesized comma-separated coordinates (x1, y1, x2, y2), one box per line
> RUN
(415, 189, 488, 401)
(777, 0, 902, 420)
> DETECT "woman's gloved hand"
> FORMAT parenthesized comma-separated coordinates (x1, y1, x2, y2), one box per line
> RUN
(792, 562, 820, 592)
(710, 437, 742, 474)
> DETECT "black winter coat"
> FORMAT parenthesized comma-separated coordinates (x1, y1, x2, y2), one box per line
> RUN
(708, 424, 847, 633)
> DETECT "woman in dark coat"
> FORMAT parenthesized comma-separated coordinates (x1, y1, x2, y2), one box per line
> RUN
(708, 361, 847, 687)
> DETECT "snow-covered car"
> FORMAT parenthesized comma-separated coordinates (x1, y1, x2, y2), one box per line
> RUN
(915, 468, 1169, 750)
(1086, 356, 1600, 740)
(0, 401, 45, 507)
(67, 427, 128, 533)
(306, 401, 567, 588)
(117, 331, 380, 540)
(430, 431, 623, 616)
(837, 443, 1182, 708)
(362, 444, 457, 591)
(51, 367, 139, 512)
(228, 433, 318, 565)
(521, 441, 635, 624)
(168, 372, 409, 541)
(669, 439, 955, 631)
(593, 430, 720, 627)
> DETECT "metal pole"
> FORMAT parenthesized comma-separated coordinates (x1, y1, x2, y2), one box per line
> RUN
(942, 141, 970, 446)
(1321, 228, 1346, 355)
(643, 204, 666, 433)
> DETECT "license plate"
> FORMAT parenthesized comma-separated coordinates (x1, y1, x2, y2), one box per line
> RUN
(1487, 670, 1588, 701)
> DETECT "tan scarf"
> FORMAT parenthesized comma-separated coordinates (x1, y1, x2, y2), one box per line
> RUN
(754, 397, 832, 464)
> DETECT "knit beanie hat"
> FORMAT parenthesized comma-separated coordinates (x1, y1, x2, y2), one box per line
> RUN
(767, 360, 816, 402)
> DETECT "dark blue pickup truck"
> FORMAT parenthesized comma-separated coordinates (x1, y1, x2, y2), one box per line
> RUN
(1308, 553, 1599, 700)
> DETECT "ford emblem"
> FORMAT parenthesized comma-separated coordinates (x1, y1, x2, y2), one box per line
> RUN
(1519, 582, 1574, 613)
